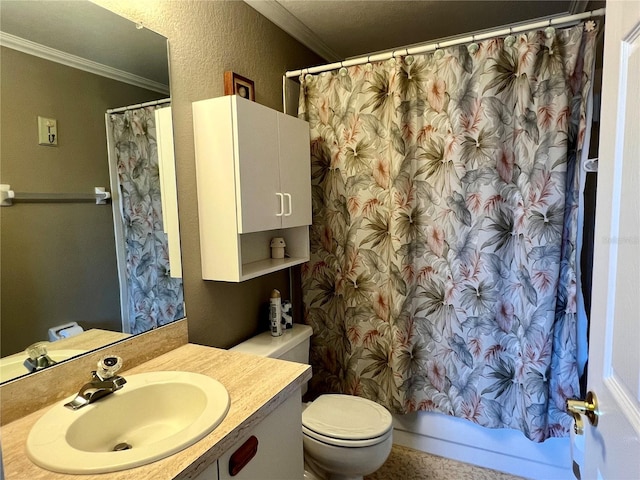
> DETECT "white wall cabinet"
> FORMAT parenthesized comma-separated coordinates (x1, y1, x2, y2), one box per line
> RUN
(193, 391, 304, 480)
(193, 95, 311, 282)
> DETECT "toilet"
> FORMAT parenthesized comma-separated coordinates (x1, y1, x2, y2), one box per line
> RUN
(231, 324, 393, 480)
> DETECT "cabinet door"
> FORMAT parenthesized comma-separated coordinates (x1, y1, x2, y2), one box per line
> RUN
(234, 98, 281, 233)
(192, 460, 219, 480)
(278, 113, 312, 229)
(218, 392, 304, 480)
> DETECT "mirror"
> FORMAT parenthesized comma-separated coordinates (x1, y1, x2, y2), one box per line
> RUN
(0, 1, 184, 383)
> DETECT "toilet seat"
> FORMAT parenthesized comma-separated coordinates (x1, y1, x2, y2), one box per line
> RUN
(302, 394, 392, 447)
(303, 423, 393, 447)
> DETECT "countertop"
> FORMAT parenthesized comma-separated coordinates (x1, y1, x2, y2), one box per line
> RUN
(0, 343, 311, 479)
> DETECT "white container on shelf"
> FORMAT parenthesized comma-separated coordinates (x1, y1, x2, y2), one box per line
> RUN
(270, 237, 286, 259)
(269, 289, 282, 337)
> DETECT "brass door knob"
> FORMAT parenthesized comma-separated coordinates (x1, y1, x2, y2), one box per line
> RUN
(567, 391, 599, 435)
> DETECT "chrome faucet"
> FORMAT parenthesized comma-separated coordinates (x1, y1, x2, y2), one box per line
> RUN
(64, 356, 126, 410)
(23, 342, 57, 372)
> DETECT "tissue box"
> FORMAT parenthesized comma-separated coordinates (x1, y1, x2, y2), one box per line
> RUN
(48, 322, 84, 341)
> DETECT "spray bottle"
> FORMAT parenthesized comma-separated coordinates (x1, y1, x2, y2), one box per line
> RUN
(269, 289, 283, 336)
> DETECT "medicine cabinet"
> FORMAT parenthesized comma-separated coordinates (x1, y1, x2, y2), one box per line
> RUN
(192, 95, 311, 282)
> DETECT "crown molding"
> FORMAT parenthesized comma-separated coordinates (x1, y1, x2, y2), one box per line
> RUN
(568, 0, 589, 15)
(244, 0, 341, 62)
(0, 32, 169, 95)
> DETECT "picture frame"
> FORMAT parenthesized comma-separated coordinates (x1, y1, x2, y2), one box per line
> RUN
(224, 71, 255, 101)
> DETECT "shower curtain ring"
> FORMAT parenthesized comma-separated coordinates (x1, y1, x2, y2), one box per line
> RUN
(404, 48, 414, 65)
(505, 27, 516, 47)
(545, 19, 556, 38)
(304, 68, 313, 82)
(339, 61, 348, 77)
(434, 43, 444, 59)
(468, 35, 479, 54)
(365, 55, 373, 71)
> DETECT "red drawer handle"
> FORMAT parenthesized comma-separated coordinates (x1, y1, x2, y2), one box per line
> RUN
(229, 435, 259, 476)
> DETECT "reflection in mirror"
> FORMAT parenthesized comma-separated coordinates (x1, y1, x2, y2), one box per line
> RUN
(0, 1, 184, 383)
(106, 104, 184, 334)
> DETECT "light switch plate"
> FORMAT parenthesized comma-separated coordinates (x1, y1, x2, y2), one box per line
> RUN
(38, 116, 58, 146)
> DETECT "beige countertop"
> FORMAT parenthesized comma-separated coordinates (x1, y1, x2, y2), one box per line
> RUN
(1, 343, 311, 479)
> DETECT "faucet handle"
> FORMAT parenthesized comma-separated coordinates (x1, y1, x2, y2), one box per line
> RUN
(25, 342, 50, 360)
(96, 356, 123, 379)
(24, 342, 57, 372)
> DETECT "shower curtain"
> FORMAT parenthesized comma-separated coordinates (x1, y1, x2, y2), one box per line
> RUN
(300, 22, 598, 441)
(107, 106, 184, 334)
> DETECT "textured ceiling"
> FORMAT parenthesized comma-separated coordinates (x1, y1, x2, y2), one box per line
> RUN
(0, 1, 588, 83)
(249, 0, 577, 61)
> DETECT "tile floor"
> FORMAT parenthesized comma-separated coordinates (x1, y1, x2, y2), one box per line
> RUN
(364, 444, 528, 480)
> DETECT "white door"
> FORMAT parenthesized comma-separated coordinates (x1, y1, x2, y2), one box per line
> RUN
(580, 1, 640, 479)
(277, 113, 312, 229)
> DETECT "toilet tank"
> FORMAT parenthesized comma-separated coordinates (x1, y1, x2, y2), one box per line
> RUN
(230, 323, 313, 364)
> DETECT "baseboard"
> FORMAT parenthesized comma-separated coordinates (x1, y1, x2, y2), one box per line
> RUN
(391, 412, 573, 480)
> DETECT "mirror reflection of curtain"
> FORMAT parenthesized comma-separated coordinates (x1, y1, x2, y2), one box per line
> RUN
(299, 23, 598, 442)
(106, 106, 184, 334)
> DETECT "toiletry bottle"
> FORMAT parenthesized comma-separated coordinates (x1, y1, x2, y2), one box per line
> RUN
(270, 289, 283, 336)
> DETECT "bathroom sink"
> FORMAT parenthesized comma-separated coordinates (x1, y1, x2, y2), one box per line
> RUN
(0, 349, 85, 383)
(27, 371, 230, 474)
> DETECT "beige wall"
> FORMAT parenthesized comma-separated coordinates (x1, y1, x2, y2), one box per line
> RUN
(0, 47, 164, 356)
(95, 0, 323, 348)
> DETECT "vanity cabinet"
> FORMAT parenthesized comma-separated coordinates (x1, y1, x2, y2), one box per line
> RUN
(194, 391, 304, 480)
(193, 95, 311, 282)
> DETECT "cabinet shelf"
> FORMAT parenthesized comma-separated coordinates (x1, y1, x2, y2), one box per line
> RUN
(238, 227, 309, 281)
(241, 256, 308, 281)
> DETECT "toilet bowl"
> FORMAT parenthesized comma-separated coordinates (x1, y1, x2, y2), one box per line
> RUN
(302, 394, 392, 480)
(231, 325, 393, 480)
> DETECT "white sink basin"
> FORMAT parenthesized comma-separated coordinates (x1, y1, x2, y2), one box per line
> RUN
(27, 371, 230, 474)
(0, 349, 86, 383)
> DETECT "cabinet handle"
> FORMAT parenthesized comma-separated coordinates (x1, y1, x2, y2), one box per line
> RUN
(276, 193, 284, 216)
(228, 435, 259, 476)
(284, 193, 292, 216)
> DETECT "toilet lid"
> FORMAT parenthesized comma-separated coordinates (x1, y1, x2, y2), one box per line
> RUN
(302, 394, 392, 441)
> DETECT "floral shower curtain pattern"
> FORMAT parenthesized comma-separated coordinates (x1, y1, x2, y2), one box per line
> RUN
(108, 107, 184, 334)
(300, 23, 598, 441)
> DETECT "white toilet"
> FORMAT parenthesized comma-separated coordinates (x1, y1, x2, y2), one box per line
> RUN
(231, 324, 393, 480)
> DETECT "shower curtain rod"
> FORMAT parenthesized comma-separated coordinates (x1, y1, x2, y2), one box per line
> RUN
(106, 97, 171, 114)
(285, 7, 605, 79)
